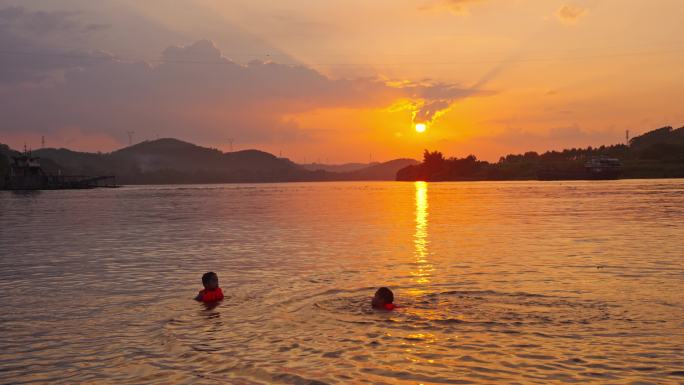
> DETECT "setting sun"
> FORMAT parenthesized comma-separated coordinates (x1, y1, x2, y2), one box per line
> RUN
(415, 123, 427, 133)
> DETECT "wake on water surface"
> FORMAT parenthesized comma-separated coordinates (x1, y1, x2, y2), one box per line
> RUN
(151, 286, 671, 385)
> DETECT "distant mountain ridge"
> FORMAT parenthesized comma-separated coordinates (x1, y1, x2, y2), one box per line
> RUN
(4, 126, 683, 185)
(0, 138, 417, 184)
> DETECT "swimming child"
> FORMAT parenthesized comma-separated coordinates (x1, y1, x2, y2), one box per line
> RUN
(372, 287, 396, 310)
(195, 272, 224, 303)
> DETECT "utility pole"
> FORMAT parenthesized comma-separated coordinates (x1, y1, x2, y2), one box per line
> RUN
(126, 131, 135, 146)
(41, 136, 45, 149)
(228, 138, 234, 152)
(626, 130, 630, 144)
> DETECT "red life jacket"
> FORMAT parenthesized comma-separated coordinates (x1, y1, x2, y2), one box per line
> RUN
(199, 287, 224, 303)
(384, 303, 396, 311)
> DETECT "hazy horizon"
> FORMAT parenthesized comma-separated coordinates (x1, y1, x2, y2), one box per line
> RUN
(5, 129, 667, 166)
(1, 0, 683, 162)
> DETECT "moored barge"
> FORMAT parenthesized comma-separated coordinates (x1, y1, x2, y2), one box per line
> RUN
(1, 151, 117, 190)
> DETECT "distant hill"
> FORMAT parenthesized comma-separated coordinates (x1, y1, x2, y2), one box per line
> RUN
(629, 126, 684, 149)
(300, 159, 418, 180)
(300, 162, 378, 173)
(0, 138, 417, 184)
(397, 125, 684, 181)
(336, 159, 419, 180)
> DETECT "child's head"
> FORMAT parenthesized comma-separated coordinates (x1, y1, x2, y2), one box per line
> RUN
(374, 287, 394, 305)
(201, 272, 219, 290)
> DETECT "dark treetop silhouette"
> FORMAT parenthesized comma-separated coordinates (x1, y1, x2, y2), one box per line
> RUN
(396, 126, 684, 181)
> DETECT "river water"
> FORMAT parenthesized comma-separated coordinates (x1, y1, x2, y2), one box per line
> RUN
(1, 180, 683, 384)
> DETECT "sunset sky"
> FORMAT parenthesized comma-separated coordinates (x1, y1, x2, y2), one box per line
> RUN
(1, 0, 683, 162)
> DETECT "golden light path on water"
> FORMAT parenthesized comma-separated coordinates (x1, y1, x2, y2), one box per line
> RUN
(406, 181, 439, 357)
(411, 181, 433, 291)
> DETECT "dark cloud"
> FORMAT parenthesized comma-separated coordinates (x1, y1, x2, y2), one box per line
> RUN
(0, 6, 109, 84)
(0, 6, 79, 34)
(413, 100, 452, 123)
(0, 39, 486, 147)
(82, 23, 110, 34)
(403, 83, 482, 123)
(414, 83, 475, 100)
(161, 39, 223, 62)
(0, 6, 108, 36)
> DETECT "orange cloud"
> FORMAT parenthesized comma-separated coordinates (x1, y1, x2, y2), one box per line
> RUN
(556, 5, 588, 24)
(421, 0, 485, 15)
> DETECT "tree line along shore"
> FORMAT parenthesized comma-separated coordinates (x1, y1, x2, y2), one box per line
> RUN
(397, 126, 684, 181)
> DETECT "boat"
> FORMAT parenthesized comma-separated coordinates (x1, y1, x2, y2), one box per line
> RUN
(1, 151, 117, 190)
(537, 156, 622, 180)
(583, 156, 622, 179)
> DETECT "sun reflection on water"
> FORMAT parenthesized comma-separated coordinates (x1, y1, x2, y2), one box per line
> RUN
(411, 181, 433, 289)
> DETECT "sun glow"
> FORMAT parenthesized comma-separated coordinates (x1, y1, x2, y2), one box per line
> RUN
(415, 123, 427, 133)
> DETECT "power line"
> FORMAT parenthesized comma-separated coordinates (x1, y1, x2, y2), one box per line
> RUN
(313, 48, 684, 67)
(126, 131, 135, 146)
(0, 46, 683, 67)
